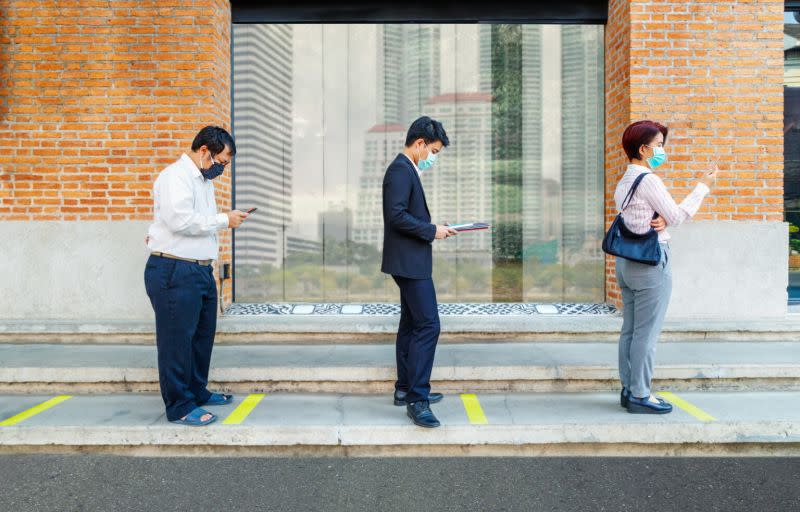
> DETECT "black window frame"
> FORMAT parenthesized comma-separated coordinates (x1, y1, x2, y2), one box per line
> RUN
(231, 1, 609, 24)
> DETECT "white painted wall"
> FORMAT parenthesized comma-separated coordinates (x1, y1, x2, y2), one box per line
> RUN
(1, 221, 154, 320)
(665, 221, 788, 319)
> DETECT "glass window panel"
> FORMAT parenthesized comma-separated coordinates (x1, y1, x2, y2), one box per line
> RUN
(320, 25, 349, 301)
(233, 22, 605, 304)
(348, 24, 390, 302)
(232, 24, 293, 302)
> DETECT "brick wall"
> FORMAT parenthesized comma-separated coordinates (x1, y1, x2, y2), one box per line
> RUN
(0, 0, 234, 306)
(604, 0, 784, 306)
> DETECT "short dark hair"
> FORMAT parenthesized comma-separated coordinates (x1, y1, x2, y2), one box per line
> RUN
(191, 126, 236, 157)
(404, 116, 450, 147)
(621, 120, 668, 161)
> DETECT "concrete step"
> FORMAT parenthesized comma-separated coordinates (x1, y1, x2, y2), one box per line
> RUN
(1, 391, 798, 456)
(1, 342, 798, 394)
(3, 315, 800, 344)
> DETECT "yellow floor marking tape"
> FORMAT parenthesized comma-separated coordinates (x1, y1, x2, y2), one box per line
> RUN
(460, 393, 489, 425)
(658, 391, 717, 422)
(0, 395, 73, 426)
(222, 394, 266, 425)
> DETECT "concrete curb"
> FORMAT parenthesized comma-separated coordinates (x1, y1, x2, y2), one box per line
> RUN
(2, 364, 800, 384)
(1, 421, 798, 447)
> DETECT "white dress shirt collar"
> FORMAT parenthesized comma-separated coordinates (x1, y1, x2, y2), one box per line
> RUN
(627, 163, 652, 174)
(403, 153, 421, 176)
(181, 153, 203, 179)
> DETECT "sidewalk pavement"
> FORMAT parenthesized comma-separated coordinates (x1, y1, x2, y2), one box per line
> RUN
(1, 391, 798, 455)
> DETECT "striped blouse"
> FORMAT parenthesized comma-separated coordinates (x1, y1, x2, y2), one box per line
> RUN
(614, 164, 710, 242)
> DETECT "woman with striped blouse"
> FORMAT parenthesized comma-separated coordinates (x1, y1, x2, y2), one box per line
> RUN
(615, 120, 718, 414)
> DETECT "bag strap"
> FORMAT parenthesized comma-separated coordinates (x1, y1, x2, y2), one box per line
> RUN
(620, 172, 649, 211)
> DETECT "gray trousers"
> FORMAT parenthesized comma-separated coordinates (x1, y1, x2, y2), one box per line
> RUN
(616, 243, 672, 398)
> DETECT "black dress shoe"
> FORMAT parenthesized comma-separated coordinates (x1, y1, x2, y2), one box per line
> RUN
(394, 390, 443, 406)
(406, 400, 441, 428)
(622, 387, 667, 408)
(627, 395, 673, 414)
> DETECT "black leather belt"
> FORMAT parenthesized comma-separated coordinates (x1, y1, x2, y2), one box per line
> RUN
(151, 252, 213, 266)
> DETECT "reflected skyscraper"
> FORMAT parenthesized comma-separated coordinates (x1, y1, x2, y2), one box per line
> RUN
(353, 124, 406, 248)
(233, 24, 293, 267)
(356, 25, 442, 249)
(483, 25, 544, 245)
(377, 25, 441, 125)
(422, 93, 493, 255)
(521, 26, 545, 248)
(561, 26, 604, 258)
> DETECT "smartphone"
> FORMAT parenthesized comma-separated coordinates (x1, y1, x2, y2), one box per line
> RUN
(246, 207, 258, 214)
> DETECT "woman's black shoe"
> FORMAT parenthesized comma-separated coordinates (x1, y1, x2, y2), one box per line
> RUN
(626, 395, 673, 414)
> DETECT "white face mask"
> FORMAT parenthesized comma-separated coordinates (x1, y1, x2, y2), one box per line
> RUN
(417, 144, 437, 171)
(646, 146, 667, 169)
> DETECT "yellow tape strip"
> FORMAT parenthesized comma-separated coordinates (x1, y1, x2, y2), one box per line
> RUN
(222, 394, 265, 425)
(0, 395, 73, 426)
(460, 393, 489, 425)
(658, 391, 716, 422)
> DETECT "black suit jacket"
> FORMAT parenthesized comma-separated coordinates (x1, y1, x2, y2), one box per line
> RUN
(381, 154, 437, 279)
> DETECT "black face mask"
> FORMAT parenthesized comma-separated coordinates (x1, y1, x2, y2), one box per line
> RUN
(200, 154, 225, 181)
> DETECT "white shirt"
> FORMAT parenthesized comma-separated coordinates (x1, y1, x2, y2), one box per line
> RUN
(614, 164, 709, 242)
(403, 153, 421, 176)
(146, 153, 229, 260)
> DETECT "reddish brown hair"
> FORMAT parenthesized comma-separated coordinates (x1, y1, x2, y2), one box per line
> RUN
(621, 121, 668, 161)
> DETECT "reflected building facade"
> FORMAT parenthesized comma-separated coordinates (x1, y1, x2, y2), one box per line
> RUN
(561, 26, 604, 262)
(377, 25, 441, 126)
(233, 23, 605, 303)
(232, 24, 293, 267)
(353, 124, 406, 249)
(422, 93, 493, 258)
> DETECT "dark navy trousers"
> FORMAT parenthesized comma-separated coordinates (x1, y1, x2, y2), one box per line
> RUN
(144, 255, 216, 421)
(392, 276, 440, 404)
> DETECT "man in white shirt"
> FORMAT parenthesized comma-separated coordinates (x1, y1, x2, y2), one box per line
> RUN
(144, 126, 248, 426)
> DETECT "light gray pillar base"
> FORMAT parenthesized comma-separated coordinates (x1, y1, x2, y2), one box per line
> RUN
(665, 221, 788, 320)
(2, 221, 154, 320)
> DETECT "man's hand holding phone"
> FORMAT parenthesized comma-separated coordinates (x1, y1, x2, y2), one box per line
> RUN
(227, 210, 248, 228)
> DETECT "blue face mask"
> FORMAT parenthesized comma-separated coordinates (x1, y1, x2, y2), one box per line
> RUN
(646, 146, 666, 169)
(417, 145, 437, 171)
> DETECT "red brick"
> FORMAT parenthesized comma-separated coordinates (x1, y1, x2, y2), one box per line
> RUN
(603, 0, 782, 306)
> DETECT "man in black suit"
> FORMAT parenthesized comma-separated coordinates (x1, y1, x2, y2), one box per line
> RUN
(382, 116, 457, 428)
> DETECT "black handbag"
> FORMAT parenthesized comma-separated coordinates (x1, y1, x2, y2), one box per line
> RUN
(602, 172, 662, 266)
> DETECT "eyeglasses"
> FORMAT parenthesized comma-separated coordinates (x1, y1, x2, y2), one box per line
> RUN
(211, 155, 231, 167)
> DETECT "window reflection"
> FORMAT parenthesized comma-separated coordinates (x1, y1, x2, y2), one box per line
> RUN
(233, 23, 605, 303)
(785, 12, 800, 304)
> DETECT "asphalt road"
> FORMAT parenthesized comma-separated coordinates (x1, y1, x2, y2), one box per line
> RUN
(1, 456, 798, 511)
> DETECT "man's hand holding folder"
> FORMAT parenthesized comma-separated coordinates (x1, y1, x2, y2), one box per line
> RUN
(446, 222, 490, 232)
